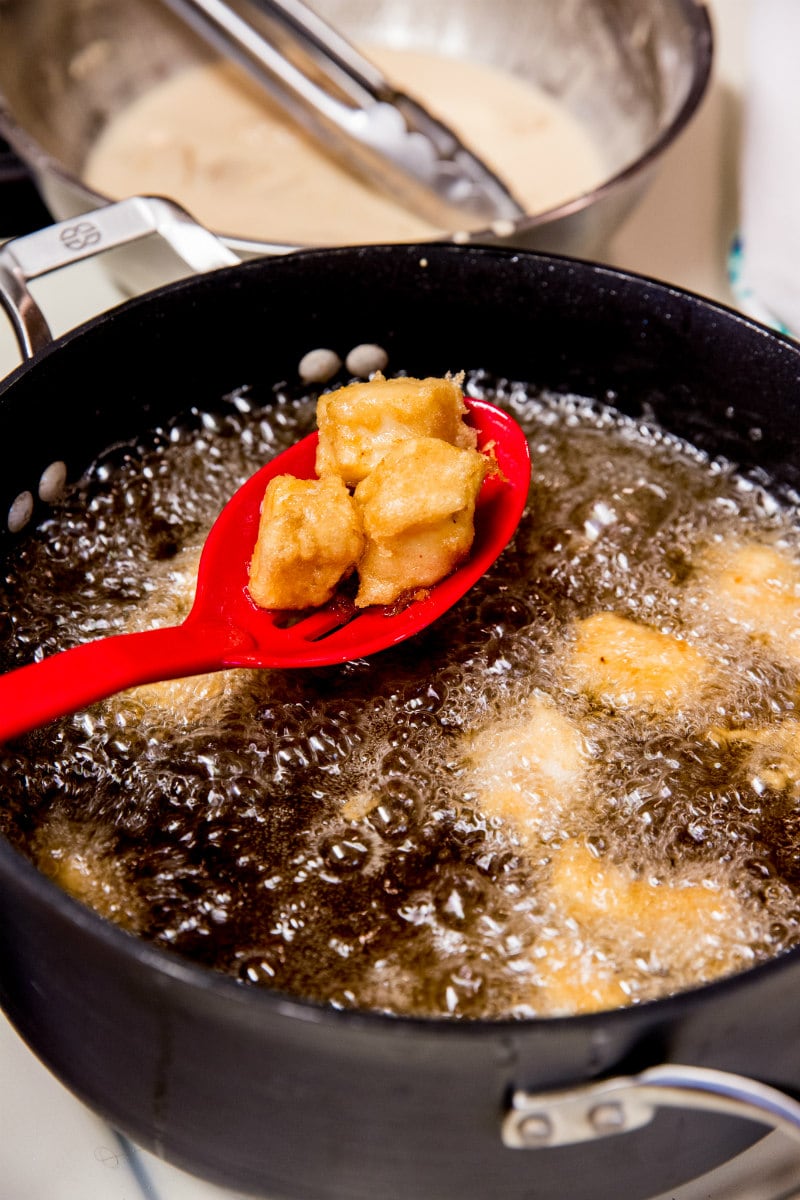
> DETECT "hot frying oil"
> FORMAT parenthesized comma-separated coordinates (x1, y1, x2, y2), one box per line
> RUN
(2, 373, 800, 1017)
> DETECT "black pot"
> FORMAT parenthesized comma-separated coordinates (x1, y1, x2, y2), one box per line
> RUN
(2, 215, 800, 1200)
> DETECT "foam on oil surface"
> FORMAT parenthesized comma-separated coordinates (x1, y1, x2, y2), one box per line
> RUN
(2, 373, 800, 1017)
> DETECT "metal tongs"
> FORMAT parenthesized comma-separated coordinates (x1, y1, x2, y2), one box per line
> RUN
(158, 0, 525, 230)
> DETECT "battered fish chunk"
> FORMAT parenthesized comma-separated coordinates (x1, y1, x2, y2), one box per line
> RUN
(546, 840, 756, 987)
(696, 541, 800, 663)
(248, 474, 364, 609)
(527, 837, 752, 1016)
(568, 611, 710, 711)
(316, 372, 477, 486)
(354, 436, 487, 607)
(529, 933, 629, 1015)
(707, 720, 800, 795)
(463, 693, 588, 844)
(34, 816, 143, 932)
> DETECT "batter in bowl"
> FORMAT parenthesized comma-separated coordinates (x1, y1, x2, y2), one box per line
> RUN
(83, 48, 609, 245)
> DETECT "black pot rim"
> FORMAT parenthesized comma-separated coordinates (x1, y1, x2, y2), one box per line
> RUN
(4, 238, 800, 1044)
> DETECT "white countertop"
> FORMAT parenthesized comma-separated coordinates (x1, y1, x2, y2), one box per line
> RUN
(4, 2, 800, 1198)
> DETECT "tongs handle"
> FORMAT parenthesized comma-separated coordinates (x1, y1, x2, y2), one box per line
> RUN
(241, 0, 386, 102)
(158, 0, 525, 228)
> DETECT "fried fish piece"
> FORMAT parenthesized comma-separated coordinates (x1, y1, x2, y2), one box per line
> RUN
(695, 541, 800, 663)
(248, 474, 364, 610)
(529, 932, 629, 1016)
(463, 693, 589, 845)
(568, 611, 711, 711)
(354, 436, 487, 607)
(707, 719, 800, 795)
(522, 838, 751, 1017)
(547, 840, 755, 982)
(34, 816, 144, 932)
(316, 372, 476, 486)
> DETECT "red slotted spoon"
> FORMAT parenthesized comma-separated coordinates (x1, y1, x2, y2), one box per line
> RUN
(0, 398, 530, 742)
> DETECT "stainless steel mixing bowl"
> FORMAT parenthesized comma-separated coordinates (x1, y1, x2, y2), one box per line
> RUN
(0, 0, 712, 262)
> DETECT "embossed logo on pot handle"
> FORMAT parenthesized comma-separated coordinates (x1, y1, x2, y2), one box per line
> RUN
(0, 196, 240, 360)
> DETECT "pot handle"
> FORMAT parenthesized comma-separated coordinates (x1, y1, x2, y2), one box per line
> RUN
(502, 1063, 800, 1148)
(0, 195, 240, 360)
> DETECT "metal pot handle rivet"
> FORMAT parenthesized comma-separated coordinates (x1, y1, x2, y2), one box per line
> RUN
(516, 1113, 554, 1146)
(502, 1064, 800, 1148)
(0, 196, 239, 360)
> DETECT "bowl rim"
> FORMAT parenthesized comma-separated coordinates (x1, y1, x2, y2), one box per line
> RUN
(0, 0, 714, 254)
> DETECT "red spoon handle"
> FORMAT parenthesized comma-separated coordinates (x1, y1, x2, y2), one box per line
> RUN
(0, 622, 247, 743)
